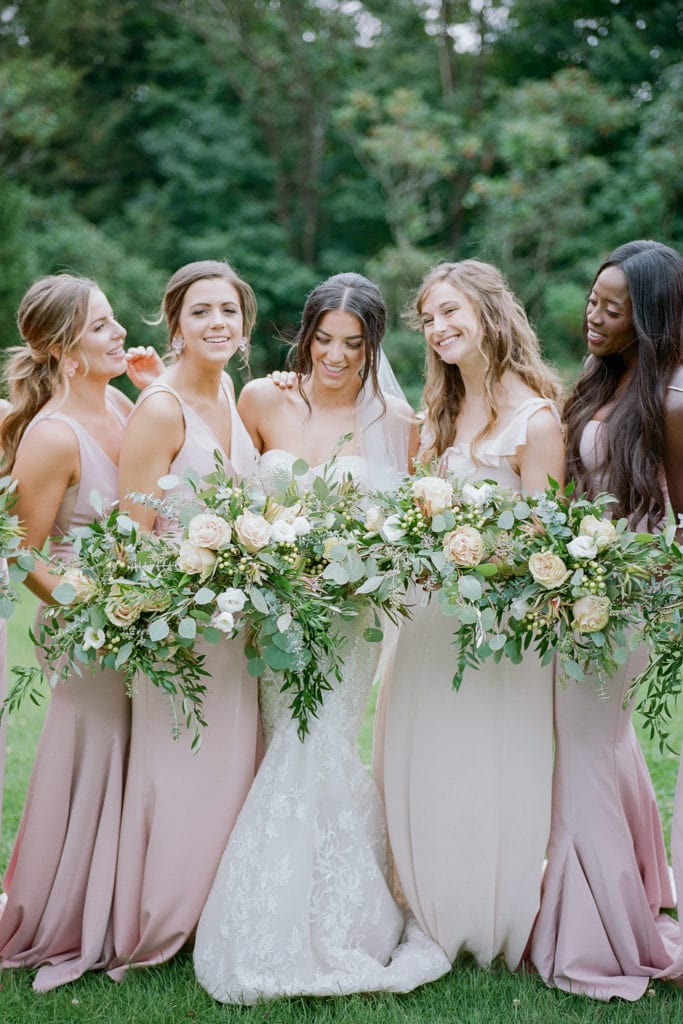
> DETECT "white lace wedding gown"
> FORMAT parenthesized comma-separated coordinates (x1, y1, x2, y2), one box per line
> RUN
(193, 451, 450, 1004)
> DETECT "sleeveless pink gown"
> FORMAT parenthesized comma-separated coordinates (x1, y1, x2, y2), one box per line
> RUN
(0, 406, 130, 992)
(0, 582, 6, 850)
(108, 380, 260, 979)
(375, 399, 556, 970)
(530, 419, 680, 1000)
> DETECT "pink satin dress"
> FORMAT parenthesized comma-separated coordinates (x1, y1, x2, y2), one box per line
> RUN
(108, 380, 260, 980)
(530, 419, 680, 1000)
(0, 406, 130, 992)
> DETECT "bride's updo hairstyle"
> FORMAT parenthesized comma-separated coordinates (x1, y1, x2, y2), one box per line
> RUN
(1, 273, 99, 470)
(292, 272, 387, 410)
(157, 260, 257, 367)
(411, 259, 563, 465)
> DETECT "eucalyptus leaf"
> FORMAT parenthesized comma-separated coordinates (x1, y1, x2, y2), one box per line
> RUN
(115, 642, 133, 668)
(157, 473, 180, 490)
(52, 581, 77, 606)
(459, 575, 482, 602)
(178, 617, 197, 640)
(148, 618, 170, 641)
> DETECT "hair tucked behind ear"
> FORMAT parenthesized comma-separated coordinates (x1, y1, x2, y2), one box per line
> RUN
(410, 260, 563, 464)
(564, 240, 683, 529)
(1, 274, 97, 470)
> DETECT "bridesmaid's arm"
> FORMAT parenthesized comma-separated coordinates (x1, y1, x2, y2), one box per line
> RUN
(118, 392, 184, 531)
(515, 407, 565, 495)
(236, 380, 272, 454)
(11, 420, 80, 604)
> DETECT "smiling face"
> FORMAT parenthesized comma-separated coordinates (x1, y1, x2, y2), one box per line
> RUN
(75, 289, 128, 379)
(584, 265, 635, 359)
(419, 279, 485, 371)
(176, 277, 244, 365)
(309, 308, 365, 389)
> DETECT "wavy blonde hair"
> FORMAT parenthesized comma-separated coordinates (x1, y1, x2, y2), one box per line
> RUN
(1, 274, 98, 470)
(411, 260, 563, 463)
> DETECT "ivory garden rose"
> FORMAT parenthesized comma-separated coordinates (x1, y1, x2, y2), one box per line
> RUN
(528, 550, 571, 589)
(177, 539, 218, 576)
(60, 565, 97, 602)
(216, 588, 247, 614)
(188, 512, 232, 550)
(234, 510, 272, 552)
(572, 594, 611, 633)
(566, 535, 599, 560)
(411, 477, 453, 517)
(579, 514, 617, 551)
(443, 526, 485, 566)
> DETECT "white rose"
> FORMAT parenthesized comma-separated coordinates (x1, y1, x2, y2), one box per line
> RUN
(365, 506, 385, 532)
(528, 550, 570, 589)
(443, 526, 485, 566)
(234, 511, 272, 552)
(411, 476, 453, 517)
(82, 625, 106, 651)
(216, 587, 247, 614)
(380, 514, 406, 543)
(579, 514, 617, 551)
(61, 565, 97, 602)
(270, 500, 302, 524)
(461, 482, 495, 508)
(572, 594, 611, 633)
(270, 519, 297, 544)
(187, 512, 232, 550)
(566, 535, 599, 560)
(211, 610, 236, 634)
(292, 516, 311, 537)
(177, 540, 217, 576)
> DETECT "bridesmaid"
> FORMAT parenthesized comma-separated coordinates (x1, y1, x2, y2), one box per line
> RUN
(0, 397, 10, 849)
(531, 240, 683, 999)
(0, 274, 134, 990)
(374, 259, 565, 970)
(108, 260, 260, 979)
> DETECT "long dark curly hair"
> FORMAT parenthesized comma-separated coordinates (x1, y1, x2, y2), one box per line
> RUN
(564, 240, 683, 529)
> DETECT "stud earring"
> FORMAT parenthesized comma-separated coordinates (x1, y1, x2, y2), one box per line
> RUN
(171, 336, 185, 355)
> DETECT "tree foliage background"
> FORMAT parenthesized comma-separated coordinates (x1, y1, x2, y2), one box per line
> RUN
(1, 0, 682, 404)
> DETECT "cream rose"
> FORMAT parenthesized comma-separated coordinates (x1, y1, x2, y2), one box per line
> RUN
(211, 610, 236, 634)
(216, 588, 247, 614)
(411, 476, 453, 517)
(188, 512, 232, 550)
(443, 525, 485, 566)
(61, 565, 97, 602)
(177, 540, 217, 576)
(234, 511, 272, 552)
(566, 535, 599, 560)
(579, 514, 617, 551)
(365, 506, 385, 532)
(572, 594, 611, 633)
(461, 481, 495, 508)
(270, 519, 297, 544)
(270, 500, 302, 524)
(104, 584, 144, 628)
(528, 550, 570, 589)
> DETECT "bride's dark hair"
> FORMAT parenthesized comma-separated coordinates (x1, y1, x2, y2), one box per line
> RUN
(291, 272, 386, 411)
(564, 240, 683, 529)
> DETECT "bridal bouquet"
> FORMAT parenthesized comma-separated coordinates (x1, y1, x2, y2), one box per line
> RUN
(498, 483, 662, 693)
(629, 525, 683, 747)
(351, 472, 526, 688)
(28, 497, 210, 747)
(0, 474, 34, 617)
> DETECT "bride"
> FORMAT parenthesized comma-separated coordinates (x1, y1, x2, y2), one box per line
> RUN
(193, 272, 451, 1003)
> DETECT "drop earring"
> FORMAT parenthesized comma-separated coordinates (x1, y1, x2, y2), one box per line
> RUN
(65, 357, 79, 378)
(171, 336, 185, 355)
(238, 336, 248, 353)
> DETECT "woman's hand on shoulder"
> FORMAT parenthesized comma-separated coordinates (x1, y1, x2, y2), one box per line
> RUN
(125, 346, 165, 390)
(517, 404, 565, 494)
(267, 370, 298, 390)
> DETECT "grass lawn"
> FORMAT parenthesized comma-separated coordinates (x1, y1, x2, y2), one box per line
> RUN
(2, 590, 683, 1023)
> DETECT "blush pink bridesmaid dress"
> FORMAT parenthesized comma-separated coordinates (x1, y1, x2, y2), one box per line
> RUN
(108, 380, 260, 980)
(530, 420, 680, 1000)
(0, 404, 130, 992)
